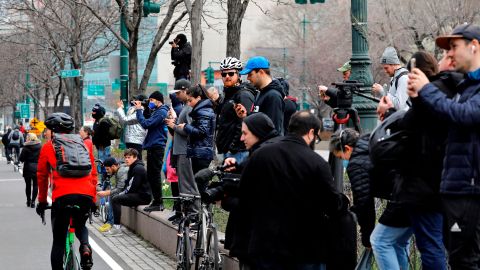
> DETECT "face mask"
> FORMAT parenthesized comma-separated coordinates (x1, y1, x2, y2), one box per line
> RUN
(148, 101, 156, 109)
(342, 159, 349, 168)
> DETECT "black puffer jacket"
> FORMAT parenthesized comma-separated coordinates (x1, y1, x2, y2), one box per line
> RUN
(347, 134, 375, 247)
(92, 117, 111, 149)
(215, 83, 256, 154)
(184, 99, 216, 160)
(18, 141, 42, 178)
(254, 79, 285, 135)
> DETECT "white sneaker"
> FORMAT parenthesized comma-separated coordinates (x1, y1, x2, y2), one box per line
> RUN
(104, 227, 123, 237)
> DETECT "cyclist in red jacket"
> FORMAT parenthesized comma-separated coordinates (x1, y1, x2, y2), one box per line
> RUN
(36, 113, 97, 270)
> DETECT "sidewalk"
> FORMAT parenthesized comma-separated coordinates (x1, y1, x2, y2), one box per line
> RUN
(88, 216, 176, 270)
(0, 153, 177, 270)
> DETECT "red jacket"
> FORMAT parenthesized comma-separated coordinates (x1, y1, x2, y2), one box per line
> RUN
(37, 139, 98, 203)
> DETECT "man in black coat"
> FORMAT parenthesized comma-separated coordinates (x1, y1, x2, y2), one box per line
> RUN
(2, 126, 12, 164)
(170, 33, 192, 81)
(238, 111, 349, 270)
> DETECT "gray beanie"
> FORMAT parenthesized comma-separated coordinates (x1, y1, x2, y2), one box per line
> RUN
(380, 47, 401, 65)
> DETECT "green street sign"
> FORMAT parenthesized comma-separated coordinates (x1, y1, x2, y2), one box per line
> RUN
(14, 111, 20, 119)
(20, 103, 30, 118)
(87, 85, 105, 96)
(60, 69, 82, 78)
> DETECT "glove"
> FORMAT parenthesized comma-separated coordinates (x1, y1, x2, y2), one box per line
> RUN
(36, 202, 48, 217)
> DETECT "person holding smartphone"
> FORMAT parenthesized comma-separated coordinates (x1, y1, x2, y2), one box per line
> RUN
(115, 95, 147, 160)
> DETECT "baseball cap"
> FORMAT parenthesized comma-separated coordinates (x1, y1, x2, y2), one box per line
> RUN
(103, 157, 118, 167)
(436, 23, 480, 50)
(239, 56, 270, 75)
(168, 79, 191, 94)
(337, 61, 351, 72)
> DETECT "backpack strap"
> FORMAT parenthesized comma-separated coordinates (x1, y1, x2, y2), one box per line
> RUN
(393, 70, 409, 90)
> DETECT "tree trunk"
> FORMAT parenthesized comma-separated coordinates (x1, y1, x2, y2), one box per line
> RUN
(226, 0, 249, 58)
(190, 0, 203, 84)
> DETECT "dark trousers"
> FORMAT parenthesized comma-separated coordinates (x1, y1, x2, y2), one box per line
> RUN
(5, 145, 11, 161)
(408, 209, 447, 270)
(443, 196, 480, 270)
(146, 146, 165, 204)
(51, 195, 93, 270)
(111, 193, 150, 225)
(126, 143, 143, 160)
(24, 176, 38, 203)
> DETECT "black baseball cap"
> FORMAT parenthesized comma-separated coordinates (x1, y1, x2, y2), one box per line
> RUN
(169, 79, 191, 94)
(436, 23, 480, 50)
(103, 157, 118, 167)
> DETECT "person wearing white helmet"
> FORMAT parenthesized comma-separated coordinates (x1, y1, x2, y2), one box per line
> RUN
(216, 57, 257, 165)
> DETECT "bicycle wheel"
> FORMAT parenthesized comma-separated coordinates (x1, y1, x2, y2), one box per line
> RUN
(64, 246, 79, 270)
(176, 221, 192, 270)
(195, 225, 220, 270)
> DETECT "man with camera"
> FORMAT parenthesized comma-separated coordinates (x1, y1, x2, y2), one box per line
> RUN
(116, 95, 147, 160)
(134, 91, 169, 212)
(318, 61, 352, 108)
(170, 34, 192, 81)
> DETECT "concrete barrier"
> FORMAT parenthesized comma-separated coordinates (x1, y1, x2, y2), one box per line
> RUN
(121, 205, 240, 270)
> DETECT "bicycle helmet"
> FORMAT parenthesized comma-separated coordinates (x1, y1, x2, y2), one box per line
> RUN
(45, 112, 75, 133)
(220, 57, 243, 71)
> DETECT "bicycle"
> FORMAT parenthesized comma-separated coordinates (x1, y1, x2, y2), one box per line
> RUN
(94, 159, 111, 224)
(9, 146, 21, 172)
(165, 194, 200, 270)
(40, 205, 94, 270)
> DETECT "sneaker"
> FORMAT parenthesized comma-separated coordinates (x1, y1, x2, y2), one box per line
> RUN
(26, 200, 31, 207)
(143, 203, 165, 212)
(79, 244, 93, 269)
(168, 212, 182, 222)
(30, 202, 35, 208)
(98, 223, 112, 233)
(105, 227, 123, 237)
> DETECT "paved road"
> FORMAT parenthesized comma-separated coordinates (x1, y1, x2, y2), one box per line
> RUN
(0, 156, 175, 270)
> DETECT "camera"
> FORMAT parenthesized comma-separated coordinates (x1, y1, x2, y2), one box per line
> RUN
(331, 80, 364, 109)
(169, 41, 174, 45)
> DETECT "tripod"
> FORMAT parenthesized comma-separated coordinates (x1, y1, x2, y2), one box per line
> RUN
(329, 107, 362, 192)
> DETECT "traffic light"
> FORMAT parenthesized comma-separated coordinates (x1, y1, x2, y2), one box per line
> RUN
(205, 67, 214, 84)
(143, 0, 160, 17)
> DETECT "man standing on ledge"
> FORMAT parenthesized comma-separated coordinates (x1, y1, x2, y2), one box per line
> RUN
(135, 91, 169, 212)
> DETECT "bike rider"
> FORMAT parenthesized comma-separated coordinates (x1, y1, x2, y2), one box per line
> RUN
(36, 113, 98, 270)
(7, 125, 24, 164)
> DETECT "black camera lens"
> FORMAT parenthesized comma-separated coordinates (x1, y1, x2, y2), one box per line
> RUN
(169, 41, 174, 45)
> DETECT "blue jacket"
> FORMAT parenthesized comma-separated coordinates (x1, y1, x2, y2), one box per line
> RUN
(418, 76, 480, 195)
(136, 105, 168, 149)
(184, 99, 215, 160)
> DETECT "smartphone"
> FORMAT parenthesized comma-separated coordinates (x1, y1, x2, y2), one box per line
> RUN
(410, 58, 416, 71)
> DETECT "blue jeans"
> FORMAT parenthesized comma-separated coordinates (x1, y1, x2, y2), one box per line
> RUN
(224, 151, 249, 167)
(96, 146, 111, 181)
(408, 210, 447, 270)
(370, 223, 413, 270)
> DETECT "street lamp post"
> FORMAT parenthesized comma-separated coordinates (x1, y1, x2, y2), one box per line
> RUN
(349, 0, 377, 133)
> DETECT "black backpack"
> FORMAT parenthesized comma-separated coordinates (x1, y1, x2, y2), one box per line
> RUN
(100, 117, 123, 140)
(53, 134, 92, 177)
(11, 130, 20, 141)
(368, 110, 411, 199)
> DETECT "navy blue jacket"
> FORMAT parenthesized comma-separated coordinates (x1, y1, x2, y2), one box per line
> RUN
(184, 99, 215, 160)
(254, 79, 285, 135)
(418, 76, 480, 195)
(136, 105, 168, 149)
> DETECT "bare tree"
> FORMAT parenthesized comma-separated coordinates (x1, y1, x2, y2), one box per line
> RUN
(226, 0, 249, 58)
(184, 0, 204, 84)
(79, 0, 186, 96)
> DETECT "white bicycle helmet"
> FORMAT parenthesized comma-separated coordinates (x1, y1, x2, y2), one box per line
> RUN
(220, 57, 243, 71)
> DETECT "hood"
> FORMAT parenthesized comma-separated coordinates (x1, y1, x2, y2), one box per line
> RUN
(192, 98, 213, 112)
(263, 79, 286, 98)
(24, 140, 41, 146)
(130, 159, 145, 169)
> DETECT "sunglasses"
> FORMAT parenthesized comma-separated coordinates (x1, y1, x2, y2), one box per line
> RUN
(221, 71, 237, 77)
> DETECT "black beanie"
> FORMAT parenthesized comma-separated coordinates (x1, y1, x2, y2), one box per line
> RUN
(103, 157, 118, 167)
(176, 34, 187, 46)
(149, 91, 164, 103)
(243, 113, 277, 140)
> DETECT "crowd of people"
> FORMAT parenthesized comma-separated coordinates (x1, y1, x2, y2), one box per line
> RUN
(1, 23, 480, 270)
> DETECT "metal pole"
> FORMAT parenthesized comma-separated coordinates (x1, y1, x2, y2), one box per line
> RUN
(119, 0, 129, 150)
